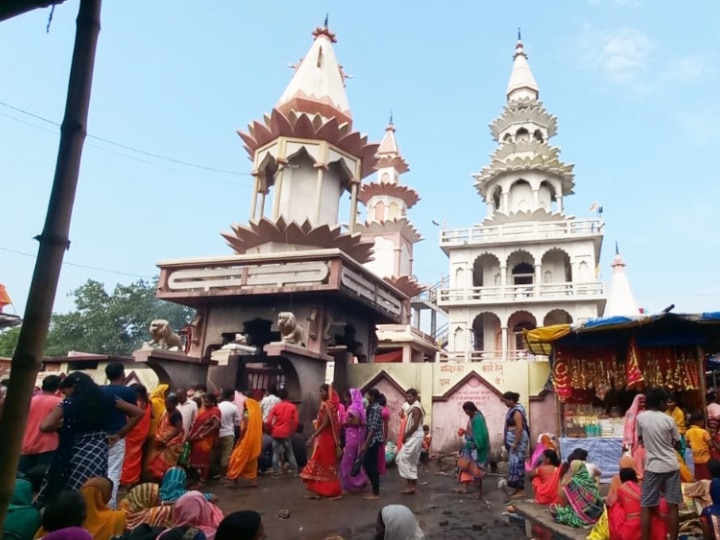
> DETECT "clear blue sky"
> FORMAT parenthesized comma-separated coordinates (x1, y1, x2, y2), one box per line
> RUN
(1, 0, 718, 316)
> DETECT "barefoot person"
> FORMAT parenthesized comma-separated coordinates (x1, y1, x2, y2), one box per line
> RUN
(502, 391, 530, 498)
(226, 397, 262, 488)
(361, 388, 384, 501)
(637, 387, 682, 540)
(396, 389, 425, 495)
(300, 384, 342, 500)
(455, 401, 489, 497)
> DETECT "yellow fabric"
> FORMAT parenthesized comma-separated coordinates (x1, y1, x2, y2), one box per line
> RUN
(80, 478, 126, 540)
(523, 324, 572, 354)
(227, 398, 262, 480)
(586, 506, 610, 540)
(686, 425, 711, 464)
(149, 384, 169, 439)
(35, 478, 126, 540)
(667, 407, 686, 435)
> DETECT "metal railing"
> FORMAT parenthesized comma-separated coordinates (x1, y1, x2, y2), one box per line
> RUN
(439, 350, 544, 362)
(438, 281, 604, 304)
(440, 218, 603, 246)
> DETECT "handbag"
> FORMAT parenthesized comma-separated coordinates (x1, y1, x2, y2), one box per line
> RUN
(351, 456, 364, 477)
(178, 441, 191, 467)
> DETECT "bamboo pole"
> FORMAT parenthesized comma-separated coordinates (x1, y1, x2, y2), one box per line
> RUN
(0, 0, 101, 525)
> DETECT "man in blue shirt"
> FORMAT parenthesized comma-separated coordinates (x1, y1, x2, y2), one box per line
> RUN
(102, 362, 142, 508)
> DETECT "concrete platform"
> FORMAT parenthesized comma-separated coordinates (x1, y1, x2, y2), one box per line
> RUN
(512, 500, 589, 540)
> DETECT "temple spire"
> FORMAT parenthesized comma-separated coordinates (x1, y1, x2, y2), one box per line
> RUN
(603, 245, 639, 317)
(276, 22, 352, 124)
(506, 33, 539, 102)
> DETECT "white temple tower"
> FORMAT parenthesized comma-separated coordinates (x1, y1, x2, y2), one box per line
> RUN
(603, 244, 639, 317)
(438, 36, 606, 362)
(358, 119, 423, 296)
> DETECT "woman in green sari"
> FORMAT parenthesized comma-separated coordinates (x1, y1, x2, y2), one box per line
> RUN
(2, 479, 41, 540)
(550, 460, 604, 528)
(454, 401, 490, 497)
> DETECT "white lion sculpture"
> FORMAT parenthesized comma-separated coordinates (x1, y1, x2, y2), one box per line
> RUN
(142, 319, 185, 352)
(277, 311, 305, 347)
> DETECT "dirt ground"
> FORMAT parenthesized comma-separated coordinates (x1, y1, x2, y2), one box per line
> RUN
(211, 466, 526, 540)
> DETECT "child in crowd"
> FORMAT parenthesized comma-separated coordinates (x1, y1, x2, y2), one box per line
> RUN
(420, 425, 431, 471)
(686, 410, 713, 480)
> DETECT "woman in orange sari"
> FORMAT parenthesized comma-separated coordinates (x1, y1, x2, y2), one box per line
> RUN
(121, 384, 152, 487)
(530, 449, 561, 505)
(146, 394, 185, 481)
(226, 398, 262, 488)
(300, 383, 342, 500)
(189, 392, 221, 484)
(608, 467, 668, 540)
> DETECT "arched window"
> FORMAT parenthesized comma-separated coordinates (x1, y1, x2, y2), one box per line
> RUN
(512, 262, 534, 285)
(516, 128, 529, 140)
(533, 129, 544, 143)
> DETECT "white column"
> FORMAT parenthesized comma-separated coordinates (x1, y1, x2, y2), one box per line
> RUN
(249, 174, 260, 221)
(501, 191, 509, 213)
(532, 189, 539, 209)
(500, 264, 507, 298)
(501, 326, 508, 362)
(534, 264, 542, 296)
(557, 195, 564, 214)
(271, 167, 285, 220)
(349, 179, 360, 232)
(314, 166, 325, 224)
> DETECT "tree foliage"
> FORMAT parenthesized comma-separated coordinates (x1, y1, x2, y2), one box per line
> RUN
(0, 279, 194, 357)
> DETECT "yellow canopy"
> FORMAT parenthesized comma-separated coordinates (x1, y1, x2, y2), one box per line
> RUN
(523, 324, 572, 355)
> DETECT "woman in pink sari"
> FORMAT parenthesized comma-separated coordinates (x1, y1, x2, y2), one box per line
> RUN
(623, 394, 646, 477)
(339, 388, 369, 493)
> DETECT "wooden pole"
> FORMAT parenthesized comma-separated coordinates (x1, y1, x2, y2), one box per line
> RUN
(0, 0, 101, 524)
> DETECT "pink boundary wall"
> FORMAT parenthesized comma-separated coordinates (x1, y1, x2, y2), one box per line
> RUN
(431, 374, 508, 454)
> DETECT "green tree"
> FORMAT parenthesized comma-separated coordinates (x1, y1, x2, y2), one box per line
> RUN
(2, 278, 194, 357)
(0, 327, 20, 357)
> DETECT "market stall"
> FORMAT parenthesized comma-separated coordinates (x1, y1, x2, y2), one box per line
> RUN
(525, 312, 720, 482)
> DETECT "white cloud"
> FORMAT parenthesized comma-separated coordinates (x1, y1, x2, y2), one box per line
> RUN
(664, 56, 711, 82)
(581, 27, 652, 83)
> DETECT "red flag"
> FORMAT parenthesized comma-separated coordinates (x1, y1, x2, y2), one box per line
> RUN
(0, 284, 11, 310)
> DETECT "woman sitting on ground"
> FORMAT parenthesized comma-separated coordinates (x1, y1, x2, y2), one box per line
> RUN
(156, 491, 223, 540)
(215, 511, 265, 540)
(530, 449, 561, 505)
(159, 467, 216, 504)
(119, 482, 174, 530)
(550, 460, 604, 528)
(34, 489, 89, 539)
(78, 477, 125, 540)
(375, 505, 424, 540)
(606, 455, 638, 506)
(3, 478, 41, 540)
(609, 467, 668, 540)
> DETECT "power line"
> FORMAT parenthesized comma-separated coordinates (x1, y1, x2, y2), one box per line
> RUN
(0, 100, 253, 177)
(0, 246, 154, 279)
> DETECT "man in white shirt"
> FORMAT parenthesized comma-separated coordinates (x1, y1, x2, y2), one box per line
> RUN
(176, 388, 198, 437)
(260, 386, 281, 423)
(218, 388, 241, 478)
(636, 387, 682, 540)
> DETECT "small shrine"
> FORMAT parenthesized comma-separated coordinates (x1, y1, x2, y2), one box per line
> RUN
(142, 20, 409, 426)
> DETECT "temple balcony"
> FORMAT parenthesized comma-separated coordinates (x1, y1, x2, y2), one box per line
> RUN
(437, 281, 604, 306)
(439, 349, 545, 362)
(440, 218, 603, 253)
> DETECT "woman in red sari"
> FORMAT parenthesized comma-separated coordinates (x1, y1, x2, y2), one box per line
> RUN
(608, 467, 667, 540)
(301, 383, 342, 500)
(188, 392, 221, 484)
(146, 394, 185, 481)
(530, 449, 561, 505)
(121, 384, 152, 487)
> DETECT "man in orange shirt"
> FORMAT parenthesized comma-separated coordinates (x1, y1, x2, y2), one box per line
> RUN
(266, 388, 299, 476)
(19, 375, 62, 474)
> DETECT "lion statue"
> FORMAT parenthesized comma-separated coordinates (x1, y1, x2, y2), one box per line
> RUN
(277, 311, 305, 347)
(142, 319, 185, 352)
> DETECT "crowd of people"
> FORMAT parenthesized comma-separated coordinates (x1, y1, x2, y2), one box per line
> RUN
(0, 366, 433, 540)
(515, 386, 720, 540)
